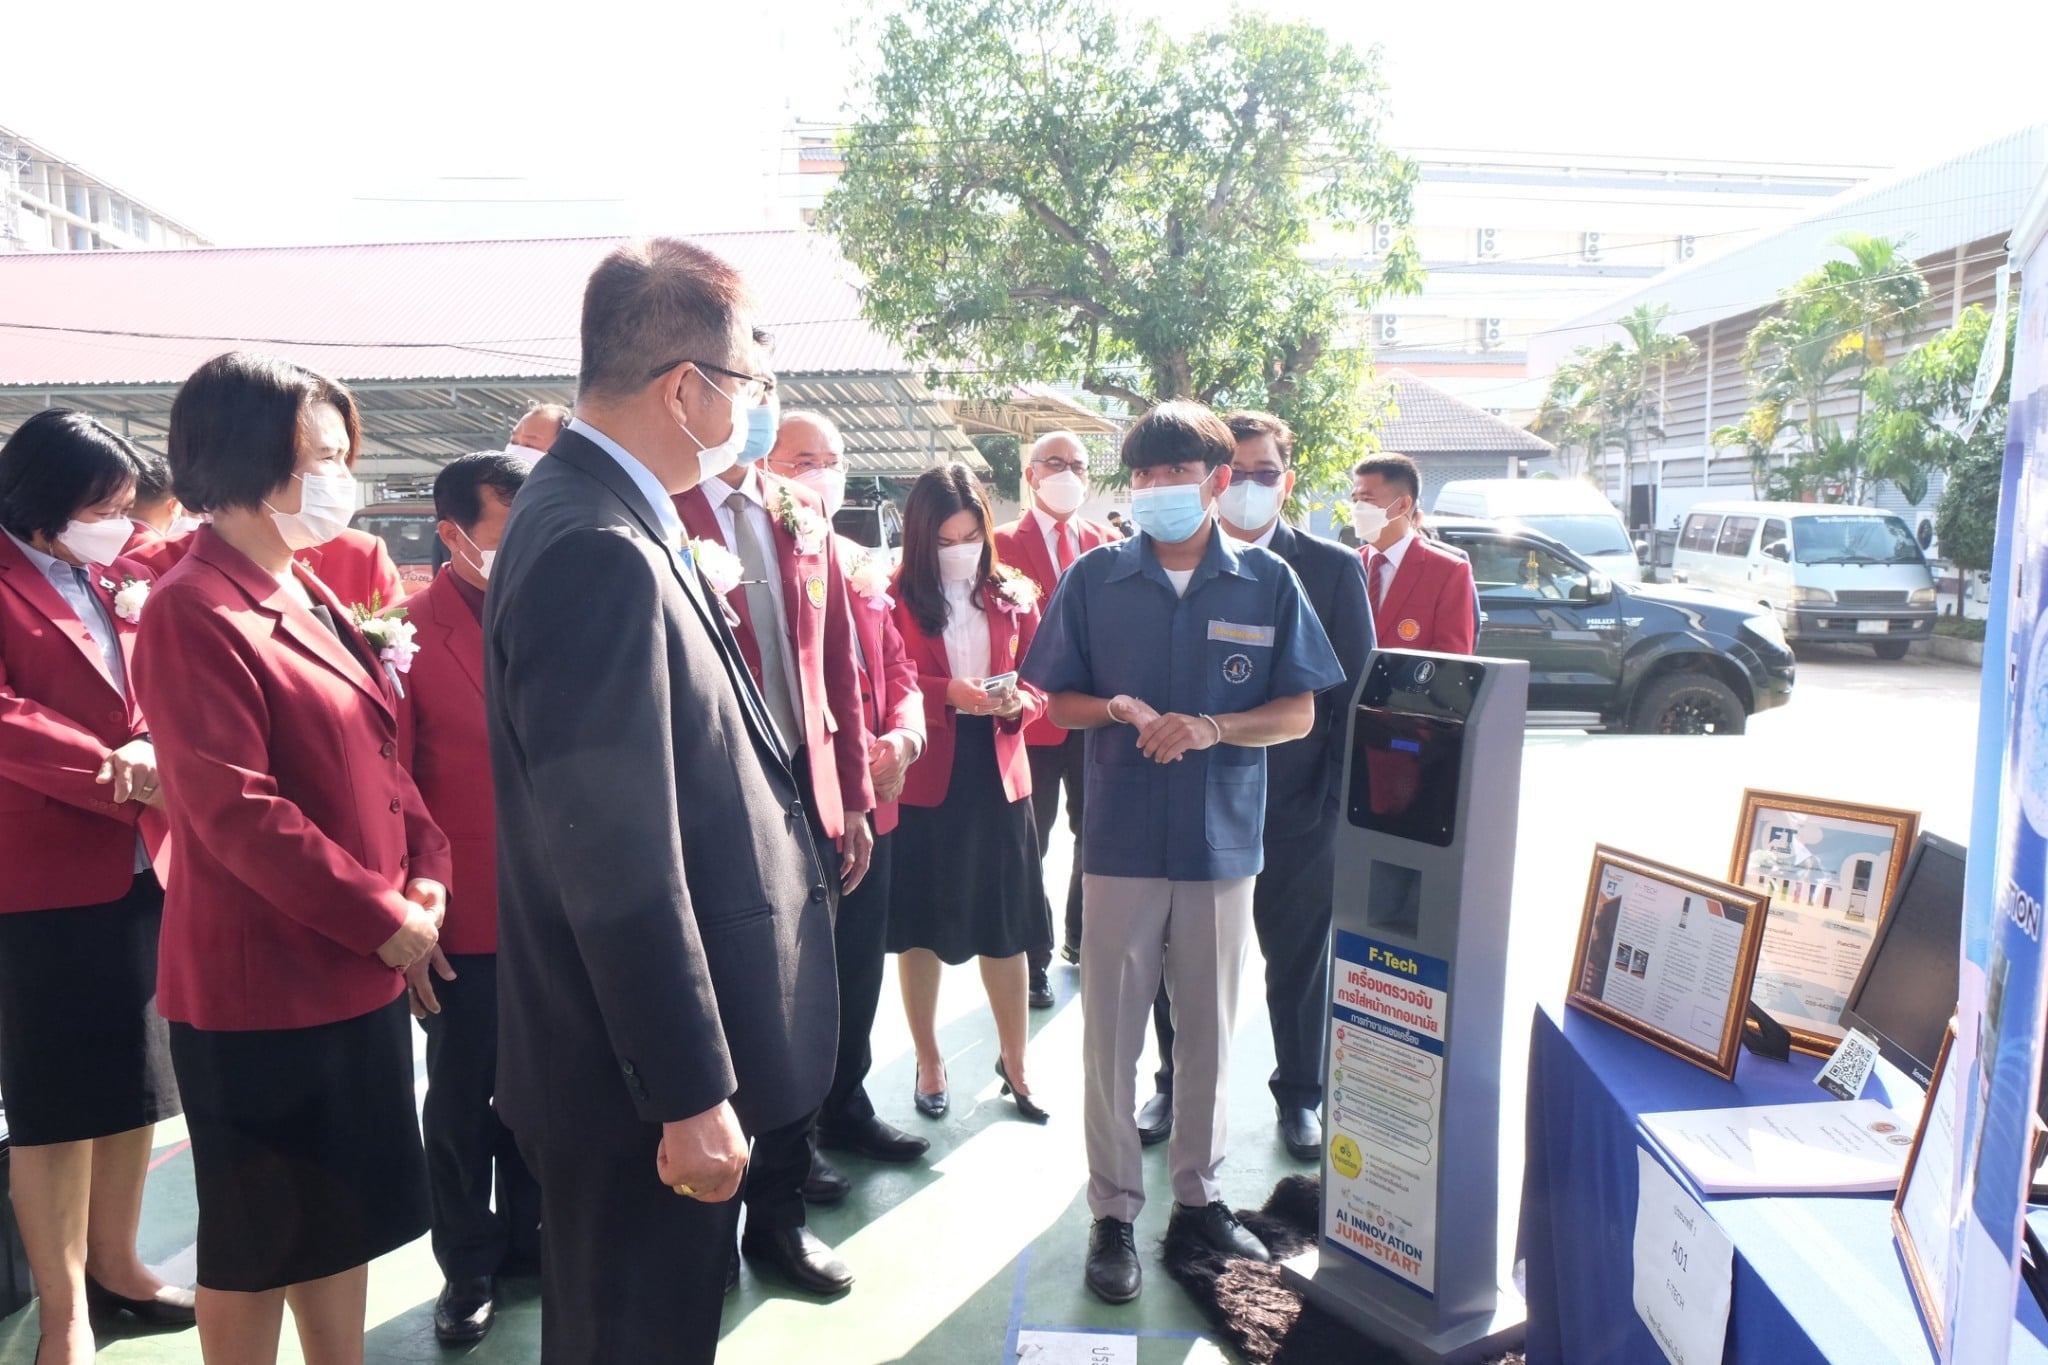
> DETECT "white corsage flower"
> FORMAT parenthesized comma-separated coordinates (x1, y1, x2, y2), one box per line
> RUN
(990, 566, 1041, 616)
(775, 486, 831, 557)
(112, 577, 150, 624)
(351, 599, 418, 696)
(848, 554, 896, 611)
(689, 538, 746, 596)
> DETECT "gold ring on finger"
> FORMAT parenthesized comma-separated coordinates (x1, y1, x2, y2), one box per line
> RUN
(673, 1182, 695, 1198)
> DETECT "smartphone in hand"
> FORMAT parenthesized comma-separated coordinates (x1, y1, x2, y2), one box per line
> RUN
(981, 671, 1019, 695)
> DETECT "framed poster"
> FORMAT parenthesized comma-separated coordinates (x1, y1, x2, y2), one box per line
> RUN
(1566, 846, 1771, 1081)
(1892, 1022, 1959, 1355)
(1731, 790, 1919, 1055)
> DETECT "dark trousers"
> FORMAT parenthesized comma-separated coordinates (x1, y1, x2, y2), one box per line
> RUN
(518, 1124, 740, 1365)
(418, 952, 542, 1280)
(1150, 821, 1338, 1110)
(1028, 731, 1087, 966)
(819, 831, 894, 1135)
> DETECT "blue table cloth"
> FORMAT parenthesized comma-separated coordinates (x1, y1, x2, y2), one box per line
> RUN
(1517, 1001, 2048, 1364)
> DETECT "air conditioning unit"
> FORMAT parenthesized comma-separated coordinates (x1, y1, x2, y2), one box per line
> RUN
(1476, 226, 1498, 257)
(1480, 318, 1503, 348)
(1373, 222, 1395, 254)
(1582, 231, 1603, 261)
(1678, 234, 1697, 260)
(1377, 315, 1400, 346)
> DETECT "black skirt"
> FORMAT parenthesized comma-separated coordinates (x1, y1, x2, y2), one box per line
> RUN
(170, 997, 429, 1292)
(0, 873, 179, 1146)
(887, 716, 1050, 965)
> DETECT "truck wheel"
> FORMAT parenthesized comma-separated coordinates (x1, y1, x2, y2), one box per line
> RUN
(1872, 640, 1911, 661)
(1630, 671, 1747, 736)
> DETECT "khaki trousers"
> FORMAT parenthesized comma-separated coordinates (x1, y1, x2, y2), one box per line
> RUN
(1080, 873, 1255, 1222)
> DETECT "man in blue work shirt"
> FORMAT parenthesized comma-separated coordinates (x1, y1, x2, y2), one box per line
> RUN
(1021, 402, 1344, 1305)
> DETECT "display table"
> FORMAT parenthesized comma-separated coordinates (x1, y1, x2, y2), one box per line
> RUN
(1518, 1001, 2048, 1364)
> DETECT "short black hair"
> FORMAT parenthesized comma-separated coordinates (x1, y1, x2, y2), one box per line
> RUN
(169, 352, 362, 513)
(579, 238, 753, 402)
(434, 452, 530, 530)
(132, 451, 176, 507)
(1352, 452, 1420, 504)
(1120, 401, 1235, 472)
(1223, 410, 1296, 465)
(0, 410, 146, 542)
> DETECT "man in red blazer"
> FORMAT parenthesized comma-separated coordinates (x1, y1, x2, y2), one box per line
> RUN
(1351, 453, 1477, 655)
(674, 411, 876, 1296)
(993, 430, 1117, 1003)
(119, 452, 198, 560)
(763, 410, 936, 1196)
(395, 453, 540, 1346)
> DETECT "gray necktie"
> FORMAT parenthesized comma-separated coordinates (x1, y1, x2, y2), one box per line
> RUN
(731, 502, 803, 751)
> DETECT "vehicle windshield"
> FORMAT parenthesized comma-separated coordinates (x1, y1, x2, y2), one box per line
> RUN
(833, 507, 882, 547)
(1790, 515, 1923, 566)
(1512, 514, 1633, 559)
(355, 513, 440, 568)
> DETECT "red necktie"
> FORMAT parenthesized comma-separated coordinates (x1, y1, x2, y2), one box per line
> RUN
(1056, 522, 1076, 574)
(1370, 551, 1391, 610)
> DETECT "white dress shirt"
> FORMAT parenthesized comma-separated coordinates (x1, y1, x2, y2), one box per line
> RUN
(703, 469, 805, 714)
(569, 417, 684, 550)
(1030, 505, 1083, 577)
(940, 579, 991, 680)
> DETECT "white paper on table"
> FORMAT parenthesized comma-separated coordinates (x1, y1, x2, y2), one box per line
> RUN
(1640, 1098, 1917, 1195)
(1633, 1149, 1735, 1365)
(1015, 1330, 1138, 1364)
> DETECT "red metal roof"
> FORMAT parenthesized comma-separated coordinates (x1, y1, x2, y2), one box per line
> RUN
(0, 231, 909, 387)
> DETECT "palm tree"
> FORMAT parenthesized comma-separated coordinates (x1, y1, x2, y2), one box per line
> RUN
(1612, 305, 1697, 520)
(1819, 232, 1930, 502)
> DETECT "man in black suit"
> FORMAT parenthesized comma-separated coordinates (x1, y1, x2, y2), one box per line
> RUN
(484, 238, 838, 1365)
(1137, 410, 1375, 1161)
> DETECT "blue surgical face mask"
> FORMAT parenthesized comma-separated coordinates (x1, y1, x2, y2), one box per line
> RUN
(1128, 474, 1213, 545)
(737, 403, 777, 465)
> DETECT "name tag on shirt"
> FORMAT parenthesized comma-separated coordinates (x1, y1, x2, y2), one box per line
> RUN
(1207, 620, 1275, 647)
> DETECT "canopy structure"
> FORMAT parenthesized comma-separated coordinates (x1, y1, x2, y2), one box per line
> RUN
(0, 230, 984, 488)
(942, 383, 1123, 444)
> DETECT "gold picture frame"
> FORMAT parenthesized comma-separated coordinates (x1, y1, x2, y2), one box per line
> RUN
(1565, 845, 1770, 1081)
(1892, 1022, 1958, 1355)
(1730, 790, 1919, 1056)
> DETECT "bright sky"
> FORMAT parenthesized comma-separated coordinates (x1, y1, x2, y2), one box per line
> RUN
(7, 0, 2045, 247)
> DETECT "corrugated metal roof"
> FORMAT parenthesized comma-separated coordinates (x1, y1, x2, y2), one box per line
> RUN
(1371, 370, 1555, 456)
(1528, 125, 2048, 374)
(0, 230, 907, 386)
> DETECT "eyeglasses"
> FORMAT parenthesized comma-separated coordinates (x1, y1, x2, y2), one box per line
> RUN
(1230, 468, 1286, 488)
(647, 357, 777, 404)
(1031, 457, 1089, 476)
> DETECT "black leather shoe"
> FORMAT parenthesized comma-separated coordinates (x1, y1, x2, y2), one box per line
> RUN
(741, 1226, 854, 1296)
(83, 1275, 197, 1326)
(1170, 1200, 1271, 1262)
(1029, 967, 1055, 1009)
(802, 1152, 852, 1205)
(1135, 1088, 1172, 1146)
(433, 1276, 496, 1345)
(821, 1114, 930, 1163)
(914, 1068, 948, 1118)
(1085, 1217, 1142, 1303)
(995, 1056, 1050, 1123)
(1279, 1106, 1323, 1162)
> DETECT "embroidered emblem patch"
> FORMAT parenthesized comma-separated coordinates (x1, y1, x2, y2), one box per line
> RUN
(805, 575, 827, 609)
(1222, 653, 1254, 684)
(1397, 618, 1421, 642)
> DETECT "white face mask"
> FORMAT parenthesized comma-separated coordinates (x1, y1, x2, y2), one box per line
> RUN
(1034, 469, 1088, 516)
(505, 443, 547, 465)
(1218, 478, 1282, 532)
(677, 368, 748, 484)
(266, 469, 357, 551)
(169, 514, 204, 537)
(457, 525, 495, 582)
(1350, 500, 1390, 543)
(796, 467, 847, 518)
(57, 516, 132, 567)
(937, 542, 983, 583)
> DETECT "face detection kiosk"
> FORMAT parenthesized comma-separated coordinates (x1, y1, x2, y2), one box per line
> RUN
(1282, 649, 1529, 1363)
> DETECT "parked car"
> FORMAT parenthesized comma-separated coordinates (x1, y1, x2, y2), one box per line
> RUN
(355, 501, 445, 591)
(833, 496, 904, 558)
(1431, 477, 1644, 583)
(1429, 518, 1796, 734)
(1669, 501, 1936, 660)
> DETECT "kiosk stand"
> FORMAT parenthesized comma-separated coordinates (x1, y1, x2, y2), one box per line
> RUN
(1283, 649, 1528, 1364)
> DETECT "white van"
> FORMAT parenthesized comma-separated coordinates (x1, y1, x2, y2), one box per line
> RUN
(1671, 501, 1936, 659)
(1430, 478, 1643, 583)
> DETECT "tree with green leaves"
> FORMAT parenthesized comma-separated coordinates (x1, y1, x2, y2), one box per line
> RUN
(822, 0, 1422, 500)
(1532, 305, 1694, 520)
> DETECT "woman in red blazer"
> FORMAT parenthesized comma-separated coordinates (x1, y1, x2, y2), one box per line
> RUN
(132, 353, 451, 1365)
(0, 411, 192, 1364)
(886, 464, 1051, 1124)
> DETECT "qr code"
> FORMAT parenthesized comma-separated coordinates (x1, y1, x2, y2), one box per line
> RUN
(1818, 1032, 1876, 1100)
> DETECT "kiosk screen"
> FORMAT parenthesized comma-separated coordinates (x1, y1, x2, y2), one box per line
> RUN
(1347, 710, 1465, 847)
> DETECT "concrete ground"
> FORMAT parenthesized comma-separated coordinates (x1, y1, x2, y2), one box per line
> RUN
(0, 647, 1986, 1363)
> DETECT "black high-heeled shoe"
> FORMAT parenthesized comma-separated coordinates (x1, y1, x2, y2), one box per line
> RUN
(84, 1274, 197, 1327)
(914, 1065, 948, 1118)
(995, 1057, 1050, 1123)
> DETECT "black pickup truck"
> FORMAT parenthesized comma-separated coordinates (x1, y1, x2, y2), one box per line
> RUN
(1429, 518, 1796, 735)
